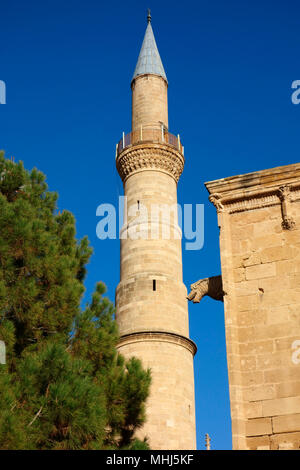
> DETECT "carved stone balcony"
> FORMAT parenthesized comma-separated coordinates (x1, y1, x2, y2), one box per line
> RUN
(116, 127, 183, 158)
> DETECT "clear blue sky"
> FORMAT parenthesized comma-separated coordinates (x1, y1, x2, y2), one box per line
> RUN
(1, 0, 299, 450)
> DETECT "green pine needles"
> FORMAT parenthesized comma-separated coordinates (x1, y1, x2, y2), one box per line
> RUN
(0, 152, 151, 450)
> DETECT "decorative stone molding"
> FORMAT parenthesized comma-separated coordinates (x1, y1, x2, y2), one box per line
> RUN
(224, 191, 279, 213)
(118, 330, 197, 356)
(116, 143, 185, 183)
(209, 193, 225, 213)
(205, 163, 300, 220)
(277, 185, 296, 230)
(187, 275, 224, 304)
(207, 184, 299, 221)
(207, 184, 297, 230)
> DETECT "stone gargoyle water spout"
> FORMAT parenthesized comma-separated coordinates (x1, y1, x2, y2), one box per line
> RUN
(187, 275, 224, 303)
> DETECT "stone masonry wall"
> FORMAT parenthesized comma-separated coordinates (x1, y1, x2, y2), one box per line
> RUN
(206, 163, 300, 450)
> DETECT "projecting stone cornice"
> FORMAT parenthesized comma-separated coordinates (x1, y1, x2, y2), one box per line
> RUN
(205, 163, 300, 219)
(116, 142, 185, 183)
(118, 331, 197, 356)
(205, 162, 300, 196)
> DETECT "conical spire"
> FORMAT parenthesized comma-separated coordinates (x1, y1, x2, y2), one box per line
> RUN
(132, 11, 167, 82)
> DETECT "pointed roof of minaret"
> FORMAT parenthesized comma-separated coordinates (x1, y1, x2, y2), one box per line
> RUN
(132, 10, 167, 82)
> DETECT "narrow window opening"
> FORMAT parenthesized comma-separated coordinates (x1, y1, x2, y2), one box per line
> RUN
(153, 279, 156, 291)
(137, 200, 140, 210)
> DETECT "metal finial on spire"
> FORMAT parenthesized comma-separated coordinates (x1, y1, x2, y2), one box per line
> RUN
(147, 8, 151, 23)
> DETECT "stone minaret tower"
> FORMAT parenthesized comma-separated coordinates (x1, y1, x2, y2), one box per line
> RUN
(115, 12, 197, 450)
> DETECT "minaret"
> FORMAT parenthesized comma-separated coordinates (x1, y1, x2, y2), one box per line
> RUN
(115, 12, 197, 450)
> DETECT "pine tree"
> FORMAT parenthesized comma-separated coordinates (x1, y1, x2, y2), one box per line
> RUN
(0, 152, 151, 449)
(71, 283, 151, 448)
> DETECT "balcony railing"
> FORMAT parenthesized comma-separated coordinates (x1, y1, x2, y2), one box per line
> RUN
(116, 127, 184, 158)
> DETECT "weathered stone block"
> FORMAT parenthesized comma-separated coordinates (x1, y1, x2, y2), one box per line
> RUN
(272, 414, 300, 433)
(246, 435, 270, 450)
(245, 384, 276, 402)
(246, 418, 272, 437)
(245, 262, 276, 280)
(262, 397, 300, 417)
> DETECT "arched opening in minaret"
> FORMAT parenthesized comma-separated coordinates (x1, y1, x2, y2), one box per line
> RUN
(153, 279, 156, 291)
